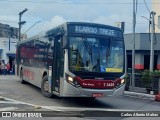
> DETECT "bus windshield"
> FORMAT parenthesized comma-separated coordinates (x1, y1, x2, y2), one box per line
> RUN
(69, 36, 124, 73)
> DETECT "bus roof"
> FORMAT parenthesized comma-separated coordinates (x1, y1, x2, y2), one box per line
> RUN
(46, 22, 122, 35)
(46, 22, 123, 38)
(67, 22, 122, 30)
(17, 22, 123, 45)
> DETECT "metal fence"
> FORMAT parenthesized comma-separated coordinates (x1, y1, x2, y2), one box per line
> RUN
(125, 73, 160, 95)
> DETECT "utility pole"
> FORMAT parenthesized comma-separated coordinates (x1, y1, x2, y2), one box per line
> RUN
(18, 8, 28, 41)
(9, 37, 10, 51)
(132, 0, 136, 90)
(150, 11, 156, 72)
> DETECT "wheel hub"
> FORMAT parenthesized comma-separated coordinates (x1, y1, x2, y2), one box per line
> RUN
(44, 81, 49, 92)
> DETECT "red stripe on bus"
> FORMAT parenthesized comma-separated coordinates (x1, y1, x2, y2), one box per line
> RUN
(74, 76, 121, 89)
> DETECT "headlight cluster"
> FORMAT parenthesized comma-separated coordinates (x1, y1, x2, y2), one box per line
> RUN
(67, 76, 80, 87)
(115, 78, 125, 89)
(68, 76, 73, 82)
(121, 79, 125, 84)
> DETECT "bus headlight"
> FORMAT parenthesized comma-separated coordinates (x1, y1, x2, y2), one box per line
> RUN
(115, 78, 125, 89)
(68, 76, 73, 82)
(121, 79, 125, 84)
(67, 76, 80, 87)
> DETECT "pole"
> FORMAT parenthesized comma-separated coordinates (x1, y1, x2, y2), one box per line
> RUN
(18, 14, 21, 41)
(150, 11, 156, 72)
(9, 28, 13, 51)
(17, 8, 28, 76)
(18, 8, 28, 41)
(9, 37, 10, 51)
(132, 0, 136, 90)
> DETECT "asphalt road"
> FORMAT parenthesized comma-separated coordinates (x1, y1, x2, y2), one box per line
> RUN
(0, 75, 160, 120)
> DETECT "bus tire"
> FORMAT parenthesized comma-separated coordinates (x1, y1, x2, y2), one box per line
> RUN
(20, 69, 26, 84)
(41, 75, 53, 98)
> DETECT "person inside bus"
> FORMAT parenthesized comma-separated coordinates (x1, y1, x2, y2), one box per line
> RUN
(75, 60, 84, 71)
(86, 60, 93, 71)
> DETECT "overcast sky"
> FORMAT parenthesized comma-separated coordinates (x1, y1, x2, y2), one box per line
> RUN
(0, 0, 153, 38)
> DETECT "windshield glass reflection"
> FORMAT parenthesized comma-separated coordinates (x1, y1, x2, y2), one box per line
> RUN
(69, 37, 124, 73)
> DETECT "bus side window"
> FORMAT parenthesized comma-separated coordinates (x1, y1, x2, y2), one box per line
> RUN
(47, 42, 54, 67)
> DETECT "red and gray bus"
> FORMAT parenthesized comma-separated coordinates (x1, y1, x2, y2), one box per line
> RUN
(16, 22, 126, 98)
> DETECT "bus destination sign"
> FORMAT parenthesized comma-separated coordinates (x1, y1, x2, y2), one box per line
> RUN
(75, 26, 115, 36)
(71, 25, 119, 37)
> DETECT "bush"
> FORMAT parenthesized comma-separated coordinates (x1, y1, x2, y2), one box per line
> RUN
(141, 69, 152, 88)
(152, 70, 160, 77)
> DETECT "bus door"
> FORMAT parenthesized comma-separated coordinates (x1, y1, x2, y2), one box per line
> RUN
(51, 37, 62, 93)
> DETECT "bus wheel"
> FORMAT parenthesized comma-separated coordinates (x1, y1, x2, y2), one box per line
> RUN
(20, 69, 26, 84)
(41, 75, 53, 98)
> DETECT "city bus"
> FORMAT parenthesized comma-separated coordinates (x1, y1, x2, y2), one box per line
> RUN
(16, 22, 126, 98)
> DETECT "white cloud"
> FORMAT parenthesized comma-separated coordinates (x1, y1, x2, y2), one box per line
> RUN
(50, 15, 66, 28)
(92, 15, 121, 25)
(24, 15, 67, 37)
(0, 15, 18, 27)
(0, 0, 153, 37)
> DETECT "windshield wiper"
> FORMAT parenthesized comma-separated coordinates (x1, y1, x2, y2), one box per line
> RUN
(92, 59, 100, 71)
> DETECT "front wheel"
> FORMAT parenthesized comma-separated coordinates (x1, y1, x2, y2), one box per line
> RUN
(41, 75, 53, 98)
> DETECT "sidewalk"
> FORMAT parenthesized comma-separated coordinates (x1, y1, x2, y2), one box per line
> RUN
(124, 91, 160, 102)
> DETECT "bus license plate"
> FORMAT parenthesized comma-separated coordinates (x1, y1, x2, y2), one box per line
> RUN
(92, 93, 103, 98)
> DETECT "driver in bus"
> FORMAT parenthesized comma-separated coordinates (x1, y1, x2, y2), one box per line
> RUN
(75, 60, 84, 71)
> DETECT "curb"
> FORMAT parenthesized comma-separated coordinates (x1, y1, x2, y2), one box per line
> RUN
(155, 92, 160, 101)
(124, 91, 155, 101)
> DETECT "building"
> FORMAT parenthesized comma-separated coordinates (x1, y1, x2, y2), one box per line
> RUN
(152, 0, 160, 32)
(0, 23, 18, 67)
(122, 1, 160, 71)
(124, 33, 160, 71)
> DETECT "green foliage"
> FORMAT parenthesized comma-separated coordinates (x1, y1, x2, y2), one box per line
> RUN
(141, 70, 160, 88)
(151, 70, 160, 77)
(141, 69, 152, 88)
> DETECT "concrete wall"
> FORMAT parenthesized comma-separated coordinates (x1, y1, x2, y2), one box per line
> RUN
(135, 54, 144, 69)
(124, 33, 160, 50)
(152, 0, 160, 32)
(124, 33, 141, 50)
(140, 33, 160, 50)
(124, 33, 160, 70)
(0, 37, 17, 63)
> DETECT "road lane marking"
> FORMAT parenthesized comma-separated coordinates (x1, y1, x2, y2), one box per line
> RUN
(0, 77, 10, 80)
(0, 107, 18, 111)
(41, 106, 134, 112)
(0, 95, 134, 112)
(0, 95, 61, 111)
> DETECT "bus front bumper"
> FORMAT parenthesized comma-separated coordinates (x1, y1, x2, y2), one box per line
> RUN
(78, 84, 125, 97)
(61, 81, 125, 97)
